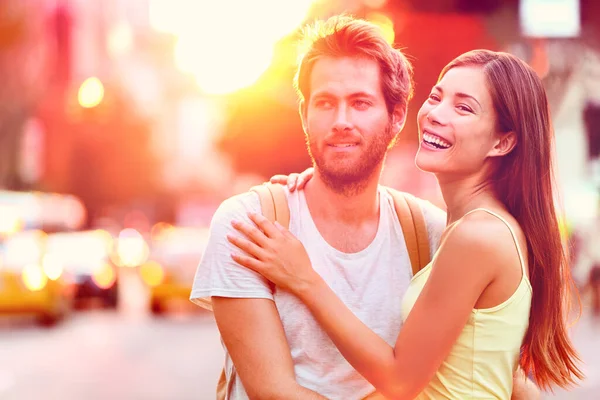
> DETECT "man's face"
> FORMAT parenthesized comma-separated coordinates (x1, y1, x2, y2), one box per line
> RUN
(302, 56, 403, 193)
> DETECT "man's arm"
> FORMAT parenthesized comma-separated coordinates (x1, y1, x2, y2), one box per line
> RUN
(190, 192, 325, 399)
(212, 297, 326, 400)
(511, 368, 540, 400)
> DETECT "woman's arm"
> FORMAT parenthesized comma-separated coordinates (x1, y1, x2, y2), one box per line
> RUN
(296, 221, 500, 398)
(229, 214, 507, 399)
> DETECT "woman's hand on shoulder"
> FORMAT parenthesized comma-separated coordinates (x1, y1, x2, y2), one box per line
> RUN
(269, 167, 314, 192)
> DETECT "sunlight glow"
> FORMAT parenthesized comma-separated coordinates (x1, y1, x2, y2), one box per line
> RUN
(151, 0, 315, 95)
(366, 12, 395, 45)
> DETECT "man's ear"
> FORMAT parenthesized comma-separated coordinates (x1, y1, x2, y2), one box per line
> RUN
(391, 104, 407, 134)
(299, 101, 308, 133)
(489, 131, 517, 157)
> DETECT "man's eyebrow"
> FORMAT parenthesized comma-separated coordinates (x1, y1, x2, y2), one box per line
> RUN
(312, 91, 377, 99)
(433, 86, 482, 108)
(312, 90, 333, 97)
(348, 91, 377, 99)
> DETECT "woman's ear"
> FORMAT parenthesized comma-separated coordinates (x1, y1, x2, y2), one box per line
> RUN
(489, 131, 517, 157)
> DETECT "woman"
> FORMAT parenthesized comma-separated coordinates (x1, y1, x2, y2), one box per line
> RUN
(228, 50, 583, 398)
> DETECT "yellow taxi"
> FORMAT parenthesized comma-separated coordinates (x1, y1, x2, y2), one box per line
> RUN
(140, 226, 209, 315)
(0, 230, 72, 326)
(45, 230, 119, 309)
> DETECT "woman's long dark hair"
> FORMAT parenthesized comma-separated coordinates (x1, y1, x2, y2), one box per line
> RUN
(439, 50, 583, 390)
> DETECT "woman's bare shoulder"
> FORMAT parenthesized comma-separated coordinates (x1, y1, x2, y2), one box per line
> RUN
(438, 211, 524, 276)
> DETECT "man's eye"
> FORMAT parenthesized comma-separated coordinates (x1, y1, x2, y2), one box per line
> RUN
(315, 100, 333, 108)
(354, 100, 371, 109)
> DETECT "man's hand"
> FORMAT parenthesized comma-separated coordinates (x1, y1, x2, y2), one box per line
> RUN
(512, 367, 540, 400)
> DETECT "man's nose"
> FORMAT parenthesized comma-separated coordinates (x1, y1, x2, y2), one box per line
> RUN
(332, 105, 353, 132)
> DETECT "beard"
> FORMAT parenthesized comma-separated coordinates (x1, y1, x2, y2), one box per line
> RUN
(306, 124, 395, 196)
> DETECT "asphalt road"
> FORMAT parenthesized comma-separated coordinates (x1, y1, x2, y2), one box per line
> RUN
(1, 275, 598, 400)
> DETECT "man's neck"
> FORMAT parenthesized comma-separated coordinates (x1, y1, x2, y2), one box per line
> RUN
(303, 173, 380, 225)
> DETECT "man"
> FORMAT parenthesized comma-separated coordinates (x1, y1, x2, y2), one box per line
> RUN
(191, 15, 538, 399)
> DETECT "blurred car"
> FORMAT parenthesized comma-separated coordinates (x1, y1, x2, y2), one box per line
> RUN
(0, 230, 72, 326)
(45, 230, 119, 309)
(141, 227, 209, 315)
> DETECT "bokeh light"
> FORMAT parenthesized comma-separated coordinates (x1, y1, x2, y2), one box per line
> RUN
(92, 263, 117, 289)
(78, 77, 105, 109)
(107, 22, 134, 57)
(116, 228, 149, 268)
(139, 261, 165, 287)
(0, 204, 23, 236)
(22, 264, 48, 291)
(42, 254, 63, 281)
(150, 222, 174, 242)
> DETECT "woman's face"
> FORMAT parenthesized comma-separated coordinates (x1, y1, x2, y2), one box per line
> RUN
(415, 66, 503, 178)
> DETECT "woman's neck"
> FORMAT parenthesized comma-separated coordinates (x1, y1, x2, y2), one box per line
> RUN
(438, 173, 504, 225)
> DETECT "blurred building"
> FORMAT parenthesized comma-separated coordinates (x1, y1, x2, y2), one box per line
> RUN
(2, 0, 599, 228)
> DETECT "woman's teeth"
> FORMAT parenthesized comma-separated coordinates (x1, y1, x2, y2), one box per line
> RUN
(423, 133, 452, 149)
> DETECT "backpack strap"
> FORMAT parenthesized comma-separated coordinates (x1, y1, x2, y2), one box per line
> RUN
(250, 183, 290, 228)
(386, 188, 431, 276)
(215, 370, 229, 400)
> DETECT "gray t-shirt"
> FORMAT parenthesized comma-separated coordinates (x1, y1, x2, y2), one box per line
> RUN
(191, 186, 446, 400)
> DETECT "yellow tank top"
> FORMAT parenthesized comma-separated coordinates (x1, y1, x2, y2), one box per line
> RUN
(400, 208, 532, 399)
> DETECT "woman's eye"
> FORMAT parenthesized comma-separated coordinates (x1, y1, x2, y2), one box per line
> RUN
(428, 93, 440, 102)
(457, 105, 473, 113)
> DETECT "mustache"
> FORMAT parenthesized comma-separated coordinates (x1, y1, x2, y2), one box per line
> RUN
(322, 132, 361, 144)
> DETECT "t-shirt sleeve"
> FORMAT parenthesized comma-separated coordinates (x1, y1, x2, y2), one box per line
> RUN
(189, 191, 274, 311)
(417, 199, 447, 259)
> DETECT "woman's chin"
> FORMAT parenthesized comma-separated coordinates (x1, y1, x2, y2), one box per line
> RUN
(415, 153, 442, 174)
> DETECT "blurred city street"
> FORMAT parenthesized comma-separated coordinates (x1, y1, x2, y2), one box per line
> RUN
(0, 269, 599, 400)
(0, 271, 225, 400)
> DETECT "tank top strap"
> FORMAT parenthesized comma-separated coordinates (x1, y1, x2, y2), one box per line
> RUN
(462, 208, 527, 276)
